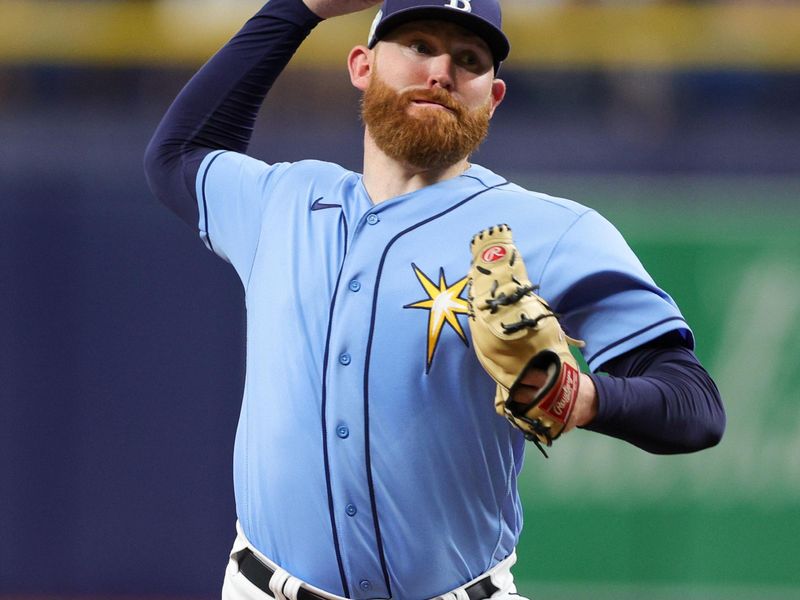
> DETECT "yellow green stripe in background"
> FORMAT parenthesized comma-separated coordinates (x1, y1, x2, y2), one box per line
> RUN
(2, 1, 800, 69)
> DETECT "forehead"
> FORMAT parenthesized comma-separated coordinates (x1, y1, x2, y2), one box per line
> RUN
(383, 19, 492, 54)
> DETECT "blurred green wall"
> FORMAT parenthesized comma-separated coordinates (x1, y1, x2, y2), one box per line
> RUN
(510, 175, 800, 599)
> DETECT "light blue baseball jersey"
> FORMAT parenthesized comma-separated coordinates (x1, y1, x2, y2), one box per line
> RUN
(196, 150, 691, 599)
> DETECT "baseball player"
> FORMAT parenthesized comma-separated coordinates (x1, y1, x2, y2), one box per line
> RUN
(144, 0, 726, 598)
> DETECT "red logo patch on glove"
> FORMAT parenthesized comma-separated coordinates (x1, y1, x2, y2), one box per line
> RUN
(481, 245, 507, 263)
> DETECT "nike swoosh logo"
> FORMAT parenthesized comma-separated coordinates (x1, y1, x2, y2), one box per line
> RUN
(311, 197, 342, 211)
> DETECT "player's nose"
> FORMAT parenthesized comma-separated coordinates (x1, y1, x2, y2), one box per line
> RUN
(426, 53, 455, 91)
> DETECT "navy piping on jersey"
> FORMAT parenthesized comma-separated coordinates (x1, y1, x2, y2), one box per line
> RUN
(586, 316, 689, 369)
(319, 214, 351, 598)
(362, 181, 511, 597)
(200, 151, 227, 252)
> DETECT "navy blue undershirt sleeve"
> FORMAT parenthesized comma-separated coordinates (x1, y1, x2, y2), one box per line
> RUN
(143, 0, 322, 227)
(586, 333, 726, 454)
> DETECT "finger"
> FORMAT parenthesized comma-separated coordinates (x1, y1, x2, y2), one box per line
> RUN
(510, 383, 538, 405)
(518, 368, 547, 388)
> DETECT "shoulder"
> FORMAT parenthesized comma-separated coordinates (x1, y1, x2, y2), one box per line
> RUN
(500, 183, 594, 220)
(460, 168, 634, 271)
(466, 164, 592, 217)
(282, 159, 354, 178)
(466, 175, 596, 239)
(265, 159, 362, 194)
(202, 153, 355, 181)
(200, 154, 360, 202)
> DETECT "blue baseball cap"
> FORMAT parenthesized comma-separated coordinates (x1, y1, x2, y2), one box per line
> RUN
(367, 0, 510, 71)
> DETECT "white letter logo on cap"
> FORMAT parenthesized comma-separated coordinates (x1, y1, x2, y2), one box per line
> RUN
(446, 0, 472, 13)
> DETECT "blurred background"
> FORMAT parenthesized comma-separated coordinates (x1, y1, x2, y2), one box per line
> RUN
(1, 0, 799, 598)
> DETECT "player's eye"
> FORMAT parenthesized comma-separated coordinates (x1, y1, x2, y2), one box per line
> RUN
(459, 51, 478, 66)
(409, 41, 432, 55)
(457, 49, 490, 73)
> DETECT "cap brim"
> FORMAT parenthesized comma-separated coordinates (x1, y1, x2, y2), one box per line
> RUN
(369, 6, 510, 66)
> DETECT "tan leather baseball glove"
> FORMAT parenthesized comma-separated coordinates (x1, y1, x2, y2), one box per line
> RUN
(467, 224, 585, 457)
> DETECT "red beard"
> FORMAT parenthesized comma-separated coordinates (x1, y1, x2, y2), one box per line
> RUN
(361, 72, 492, 171)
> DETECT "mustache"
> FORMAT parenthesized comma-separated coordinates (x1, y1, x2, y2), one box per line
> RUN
(401, 88, 464, 116)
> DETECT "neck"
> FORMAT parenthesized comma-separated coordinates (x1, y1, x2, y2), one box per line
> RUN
(361, 132, 469, 204)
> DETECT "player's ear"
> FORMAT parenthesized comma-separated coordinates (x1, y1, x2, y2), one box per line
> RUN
(488, 78, 506, 118)
(348, 45, 373, 91)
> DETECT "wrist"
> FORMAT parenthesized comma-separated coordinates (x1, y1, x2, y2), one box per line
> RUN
(264, 0, 324, 27)
(301, 0, 329, 19)
(570, 373, 598, 429)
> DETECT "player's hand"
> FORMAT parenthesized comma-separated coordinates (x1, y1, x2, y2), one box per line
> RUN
(511, 371, 598, 434)
(302, 0, 382, 19)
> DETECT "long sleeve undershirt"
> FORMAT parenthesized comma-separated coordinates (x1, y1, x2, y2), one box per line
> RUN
(144, 0, 725, 454)
(587, 333, 725, 453)
(144, 0, 322, 226)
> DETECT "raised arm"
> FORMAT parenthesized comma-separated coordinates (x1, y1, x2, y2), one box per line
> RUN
(143, 0, 380, 227)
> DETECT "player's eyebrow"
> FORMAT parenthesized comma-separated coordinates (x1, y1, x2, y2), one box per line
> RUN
(388, 20, 491, 54)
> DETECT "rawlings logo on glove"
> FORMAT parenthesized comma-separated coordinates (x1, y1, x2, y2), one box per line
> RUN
(467, 224, 585, 457)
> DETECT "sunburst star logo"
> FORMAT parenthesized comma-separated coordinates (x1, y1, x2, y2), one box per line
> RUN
(403, 263, 471, 373)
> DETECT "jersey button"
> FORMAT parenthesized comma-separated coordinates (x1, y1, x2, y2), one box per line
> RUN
(338, 353, 351, 366)
(359, 580, 371, 591)
(348, 280, 361, 292)
(336, 425, 349, 439)
(366, 214, 380, 225)
(345, 503, 357, 516)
